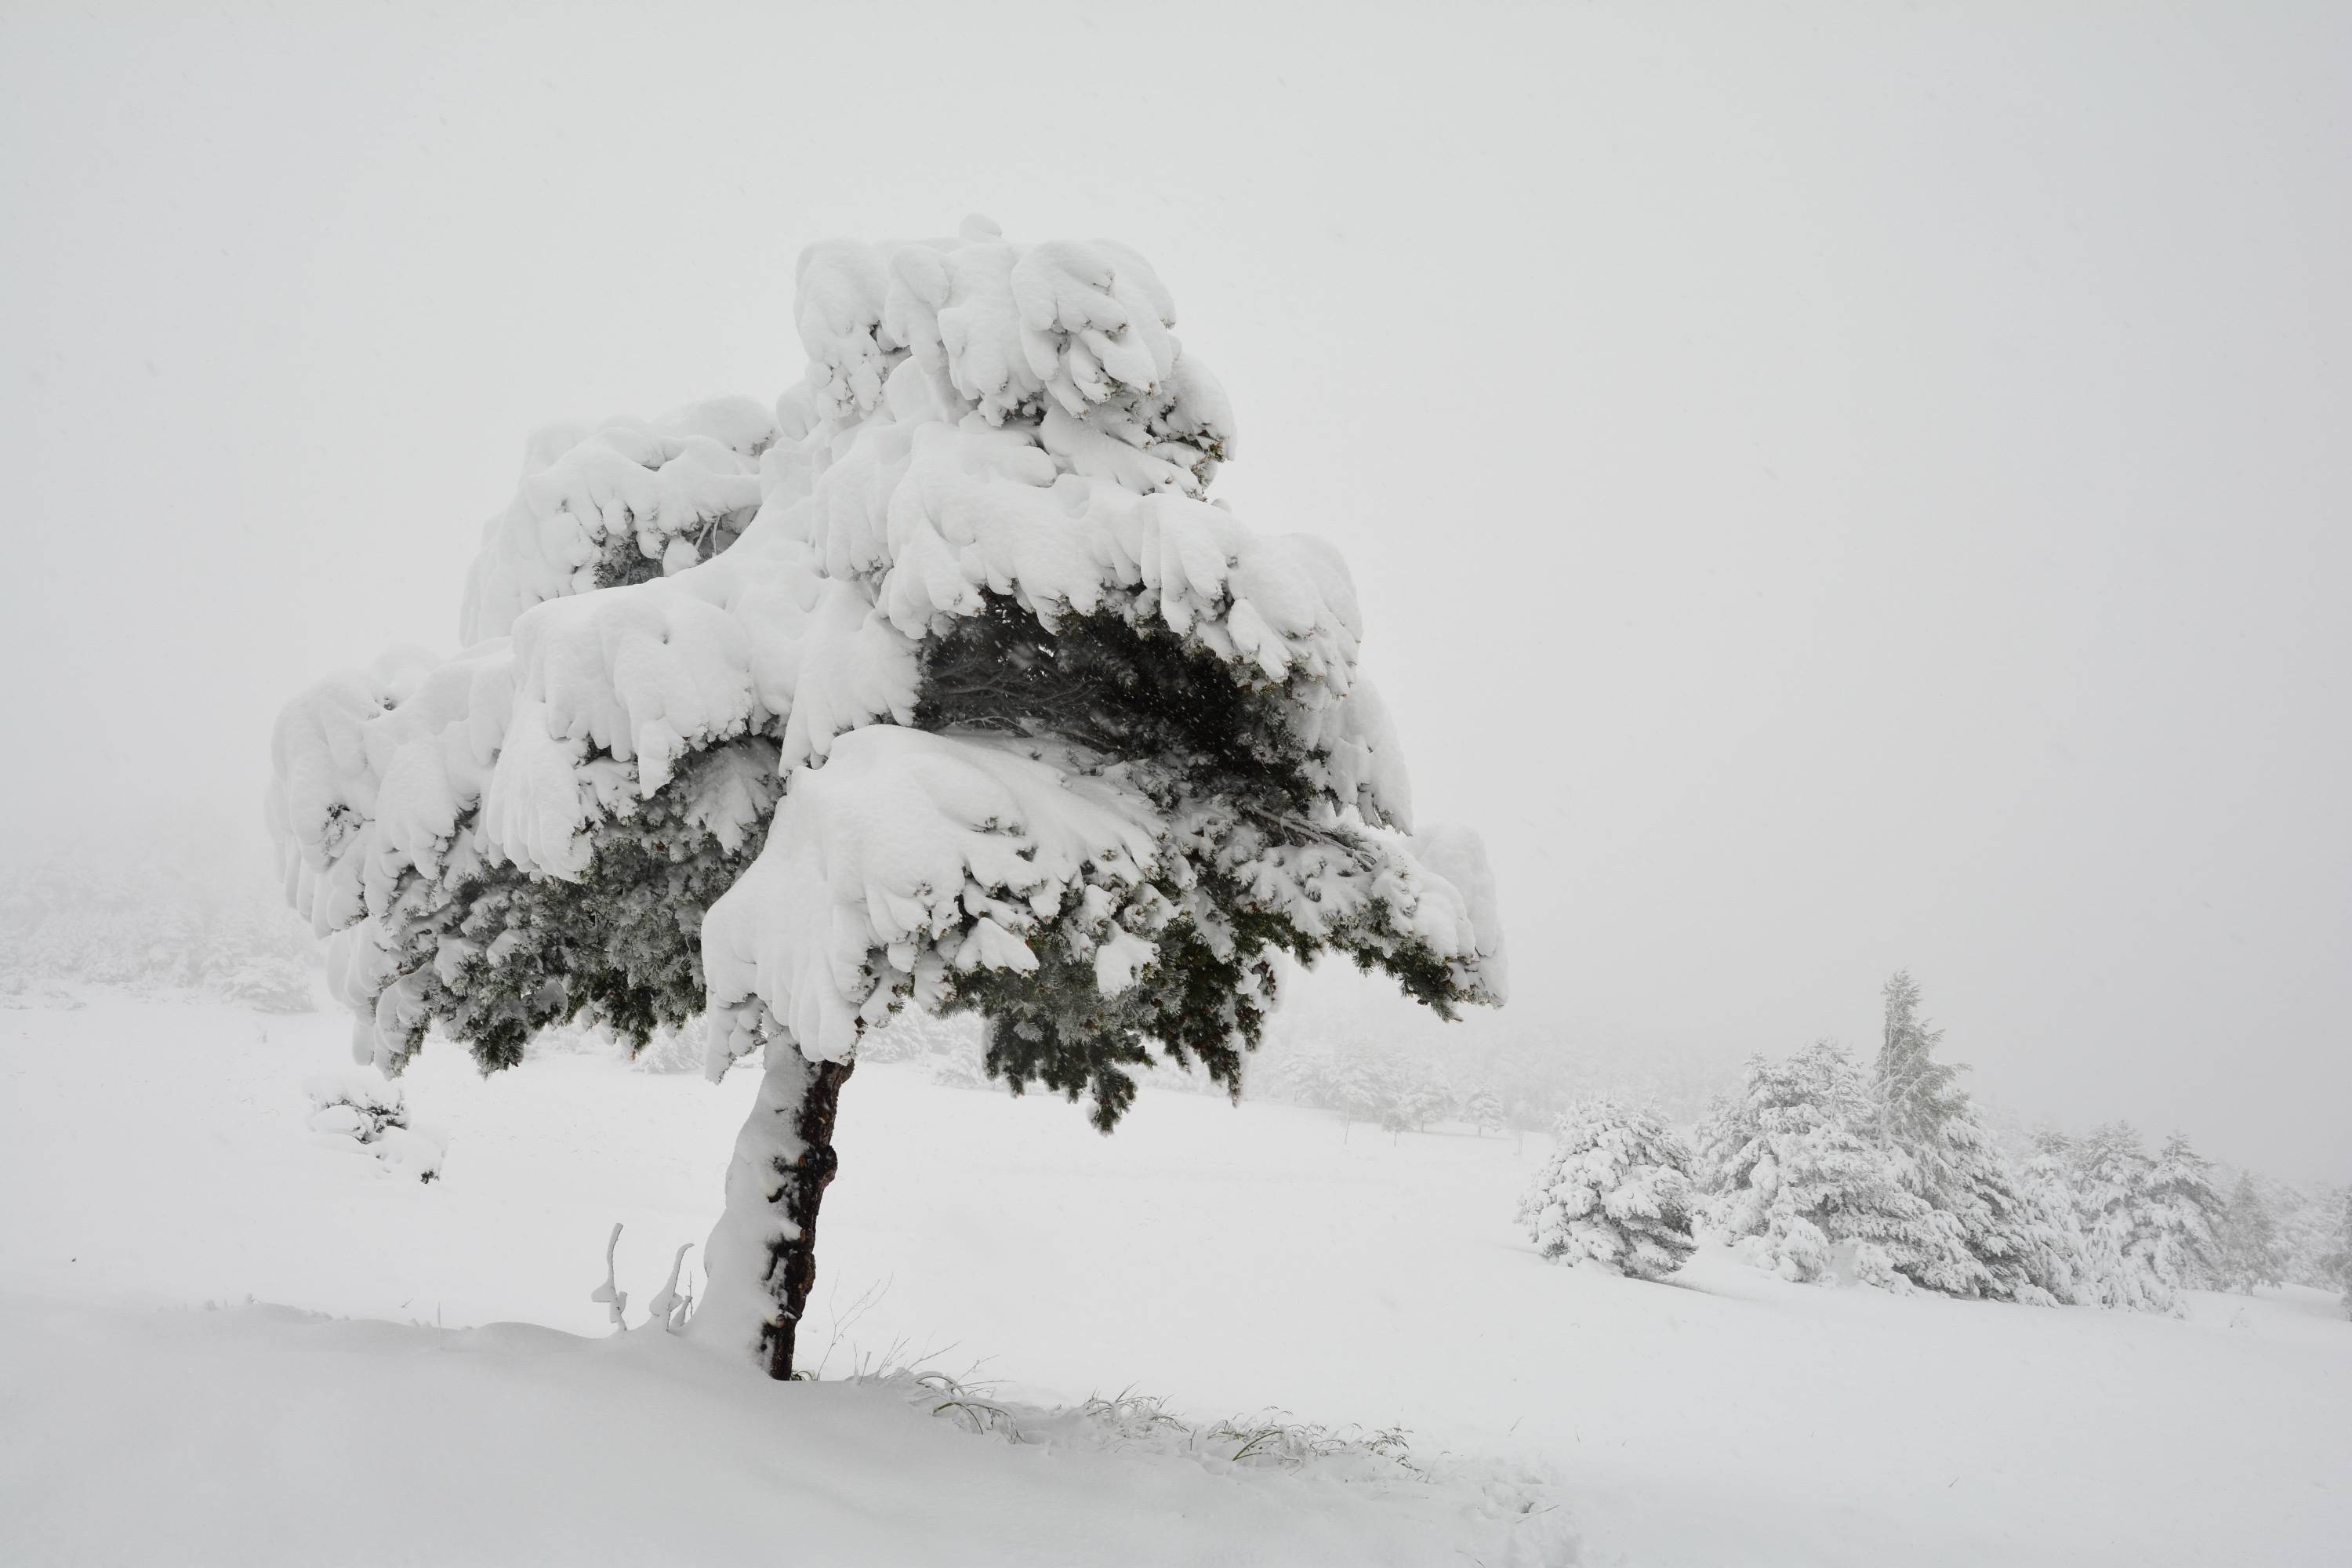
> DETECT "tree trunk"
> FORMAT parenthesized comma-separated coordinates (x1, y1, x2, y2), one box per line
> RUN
(694, 1039, 854, 1380)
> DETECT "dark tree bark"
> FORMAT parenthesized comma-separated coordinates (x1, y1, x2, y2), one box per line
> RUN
(699, 1041, 866, 1378)
(760, 1056, 854, 1380)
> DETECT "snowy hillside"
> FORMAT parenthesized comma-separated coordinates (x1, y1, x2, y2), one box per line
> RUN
(1, 999, 2343, 1566)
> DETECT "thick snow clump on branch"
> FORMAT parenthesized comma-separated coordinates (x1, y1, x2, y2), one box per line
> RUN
(459, 397, 779, 645)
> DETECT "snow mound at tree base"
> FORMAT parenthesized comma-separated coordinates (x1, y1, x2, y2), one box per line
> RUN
(0, 1292, 1577, 1568)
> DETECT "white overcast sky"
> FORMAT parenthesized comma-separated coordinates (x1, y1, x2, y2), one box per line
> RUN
(3, 2, 2345, 1174)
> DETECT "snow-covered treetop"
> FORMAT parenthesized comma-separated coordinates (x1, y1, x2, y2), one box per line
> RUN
(267, 218, 1504, 1112)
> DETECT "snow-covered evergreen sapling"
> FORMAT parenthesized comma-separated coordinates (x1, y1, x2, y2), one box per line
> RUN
(2257, 1178, 2344, 1290)
(1870, 973, 2067, 1304)
(2138, 1131, 2223, 1294)
(1258, 1038, 1345, 1112)
(2216, 1173, 2282, 1294)
(1519, 1098, 1698, 1280)
(1382, 1055, 1454, 1134)
(1334, 1051, 1403, 1134)
(2012, 1129, 2092, 1305)
(1693, 1041, 1944, 1289)
(2326, 1188, 2352, 1320)
(2058, 1123, 2189, 1315)
(266, 220, 1506, 1378)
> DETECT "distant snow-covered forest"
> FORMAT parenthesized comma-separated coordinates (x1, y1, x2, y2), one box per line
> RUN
(0, 839, 317, 1013)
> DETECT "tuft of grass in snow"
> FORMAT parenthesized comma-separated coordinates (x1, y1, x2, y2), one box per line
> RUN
(855, 1363, 1427, 1474)
(905, 1371, 1025, 1439)
(844, 1367, 1578, 1563)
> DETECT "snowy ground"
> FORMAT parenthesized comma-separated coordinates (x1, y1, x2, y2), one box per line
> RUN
(2, 1000, 2344, 1565)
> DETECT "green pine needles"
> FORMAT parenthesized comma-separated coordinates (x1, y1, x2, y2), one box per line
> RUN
(917, 594, 1473, 1131)
(365, 592, 1475, 1138)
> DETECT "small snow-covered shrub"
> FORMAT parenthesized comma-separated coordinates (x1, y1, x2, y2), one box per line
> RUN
(1518, 1098, 1698, 1280)
(303, 1069, 442, 1182)
(524, 1013, 707, 1073)
(857, 1007, 979, 1065)
(220, 953, 317, 1014)
(521, 1018, 613, 1061)
(633, 1014, 707, 1074)
(928, 1031, 994, 1091)
(303, 1068, 404, 1138)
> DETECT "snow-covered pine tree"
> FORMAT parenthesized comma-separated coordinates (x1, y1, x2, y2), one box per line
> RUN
(1922, 1108, 2070, 1303)
(2273, 1179, 2352, 1291)
(2249, 1175, 2343, 1288)
(2013, 1129, 2091, 1306)
(1519, 1098, 1698, 1280)
(1397, 1059, 1455, 1132)
(266, 220, 1506, 1379)
(2216, 1172, 2282, 1294)
(2138, 1131, 2223, 1297)
(1868, 973, 2063, 1303)
(2321, 1186, 2352, 1320)
(1334, 1051, 1403, 1134)
(1258, 1036, 1343, 1112)
(1462, 1083, 1505, 1137)
(1872, 971, 1958, 1152)
(2065, 1123, 2180, 1313)
(1693, 1040, 1947, 1288)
